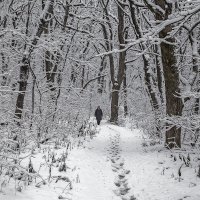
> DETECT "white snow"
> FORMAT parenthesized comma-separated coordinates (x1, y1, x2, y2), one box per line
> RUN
(1, 121, 200, 200)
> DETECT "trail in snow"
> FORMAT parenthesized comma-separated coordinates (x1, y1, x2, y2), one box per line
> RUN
(68, 124, 119, 200)
(108, 125, 200, 200)
(70, 123, 200, 200)
(69, 123, 136, 200)
(1, 122, 200, 200)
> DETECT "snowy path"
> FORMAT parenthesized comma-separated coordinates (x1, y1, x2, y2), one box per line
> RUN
(70, 123, 200, 200)
(69, 123, 136, 200)
(1, 122, 200, 200)
(69, 124, 121, 200)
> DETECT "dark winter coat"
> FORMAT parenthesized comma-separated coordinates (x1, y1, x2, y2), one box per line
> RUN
(95, 108, 103, 121)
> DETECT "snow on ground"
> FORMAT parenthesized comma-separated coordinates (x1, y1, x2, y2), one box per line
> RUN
(108, 125, 200, 200)
(1, 121, 200, 200)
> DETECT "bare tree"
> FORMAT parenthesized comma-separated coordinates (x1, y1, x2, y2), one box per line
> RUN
(15, 0, 55, 122)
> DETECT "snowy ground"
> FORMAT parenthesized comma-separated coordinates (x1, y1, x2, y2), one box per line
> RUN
(1, 121, 200, 200)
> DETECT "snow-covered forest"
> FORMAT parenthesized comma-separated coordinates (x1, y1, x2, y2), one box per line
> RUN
(1, 0, 200, 199)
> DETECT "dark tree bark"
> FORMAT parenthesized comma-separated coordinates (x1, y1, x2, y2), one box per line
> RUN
(98, 57, 106, 94)
(189, 31, 200, 115)
(111, 84, 120, 122)
(153, 0, 183, 148)
(14, 0, 55, 122)
(0, 16, 9, 86)
(100, 0, 127, 124)
(130, 1, 182, 145)
(123, 64, 128, 116)
(80, 41, 90, 88)
(100, 0, 116, 122)
(110, 0, 126, 123)
(43, 0, 58, 92)
(154, 44, 164, 104)
(142, 54, 159, 110)
(1, 51, 9, 87)
(123, 28, 129, 117)
(129, 1, 160, 112)
(188, 28, 200, 143)
(161, 38, 182, 148)
(71, 66, 76, 85)
(15, 58, 29, 121)
(81, 67, 85, 88)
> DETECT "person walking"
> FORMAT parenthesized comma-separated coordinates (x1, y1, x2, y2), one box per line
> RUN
(95, 106, 103, 125)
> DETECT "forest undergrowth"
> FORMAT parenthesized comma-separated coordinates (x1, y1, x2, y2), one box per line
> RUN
(0, 118, 98, 199)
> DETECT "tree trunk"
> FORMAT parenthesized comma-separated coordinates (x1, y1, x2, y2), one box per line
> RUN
(14, 0, 55, 122)
(81, 66, 85, 88)
(154, 44, 164, 104)
(1, 51, 9, 87)
(155, 0, 183, 148)
(1, 16, 9, 87)
(98, 57, 106, 94)
(129, 1, 160, 112)
(161, 28, 182, 149)
(110, 1, 126, 124)
(189, 30, 200, 144)
(110, 84, 120, 123)
(123, 64, 128, 116)
(100, 0, 126, 124)
(15, 58, 29, 121)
